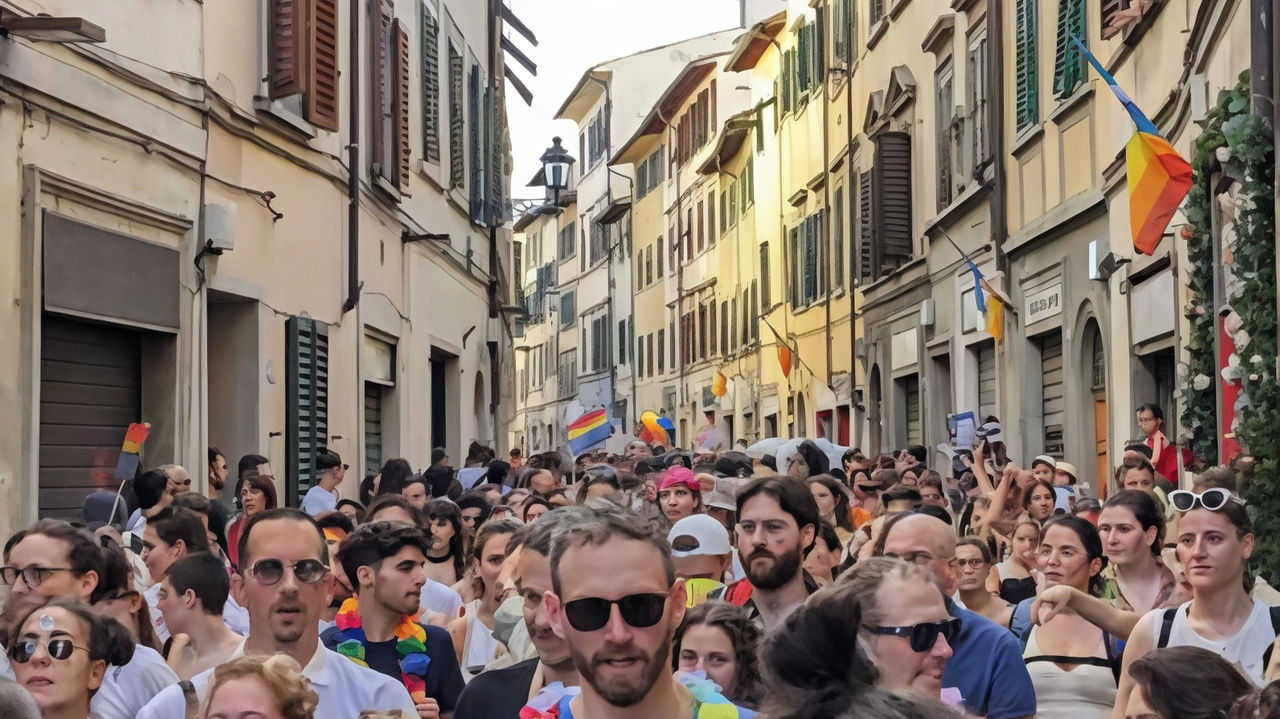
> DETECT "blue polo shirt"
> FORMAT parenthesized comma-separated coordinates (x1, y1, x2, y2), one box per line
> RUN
(943, 599, 1037, 719)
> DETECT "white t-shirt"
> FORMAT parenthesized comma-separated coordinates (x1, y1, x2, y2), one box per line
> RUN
(146, 581, 252, 644)
(301, 485, 338, 516)
(421, 577, 464, 618)
(136, 640, 417, 719)
(1, 644, 179, 719)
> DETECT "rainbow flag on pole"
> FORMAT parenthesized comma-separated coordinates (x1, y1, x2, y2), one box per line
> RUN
(567, 409, 611, 456)
(1072, 36, 1192, 255)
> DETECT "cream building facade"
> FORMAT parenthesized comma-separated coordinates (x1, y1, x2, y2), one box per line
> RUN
(0, 0, 526, 535)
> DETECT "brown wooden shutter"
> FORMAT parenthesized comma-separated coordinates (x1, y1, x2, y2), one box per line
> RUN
(874, 131, 913, 266)
(371, 1, 392, 181)
(1101, 0, 1124, 38)
(307, 0, 340, 131)
(710, 80, 717, 130)
(421, 9, 441, 163)
(394, 19, 411, 195)
(858, 169, 874, 283)
(269, 0, 307, 98)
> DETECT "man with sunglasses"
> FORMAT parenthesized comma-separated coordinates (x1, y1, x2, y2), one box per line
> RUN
(454, 507, 592, 719)
(1, 520, 179, 719)
(875, 513, 1035, 719)
(321, 522, 464, 719)
(539, 508, 751, 719)
(302, 451, 348, 517)
(137, 508, 418, 719)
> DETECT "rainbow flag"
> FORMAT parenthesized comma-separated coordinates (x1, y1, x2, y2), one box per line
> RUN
(969, 262, 1004, 343)
(1072, 36, 1192, 255)
(567, 409, 610, 456)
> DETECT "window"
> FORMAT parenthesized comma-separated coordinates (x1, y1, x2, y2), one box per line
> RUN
(670, 319, 677, 368)
(857, 170, 873, 284)
(697, 304, 708, 360)
(968, 27, 990, 173)
(1015, 0, 1039, 131)
(873, 132, 913, 276)
(558, 221, 576, 260)
(560, 291, 576, 327)
(590, 315, 610, 371)
(936, 61, 955, 211)
(1054, 0, 1087, 99)
(788, 225, 800, 307)
(710, 299, 719, 357)
(657, 329, 666, 374)
(656, 237, 664, 277)
(728, 182, 738, 228)
(796, 22, 813, 96)
(1101, 0, 1127, 39)
(833, 185, 845, 289)
(697, 200, 705, 252)
(719, 190, 728, 233)
(637, 337, 645, 378)
(781, 49, 794, 115)
(371, 1, 410, 195)
(468, 62, 488, 219)
(751, 280, 759, 342)
(589, 222, 606, 265)
(727, 299, 735, 352)
(587, 111, 609, 168)
(448, 42, 465, 188)
(741, 156, 755, 211)
(832, 0, 852, 66)
(645, 245, 654, 286)
(760, 242, 771, 309)
(558, 350, 577, 400)
(708, 194, 716, 244)
(637, 146, 664, 200)
(285, 316, 330, 501)
(618, 319, 629, 366)
(870, 0, 885, 25)
(268, 0, 340, 131)
(420, 1, 440, 163)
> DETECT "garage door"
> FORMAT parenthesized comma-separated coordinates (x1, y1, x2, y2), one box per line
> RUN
(977, 341, 997, 420)
(40, 315, 141, 521)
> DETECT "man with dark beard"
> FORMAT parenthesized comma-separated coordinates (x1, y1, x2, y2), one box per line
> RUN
(531, 508, 752, 719)
(453, 508, 590, 718)
(712, 477, 818, 631)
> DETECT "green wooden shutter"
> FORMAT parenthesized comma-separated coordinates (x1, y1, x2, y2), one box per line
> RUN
(448, 45, 465, 188)
(468, 63, 483, 219)
(1015, 0, 1039, 130)
(789, 225, 800, 306)
(798, 28, 811, 94)
(1053, 0, 1086, 99)
(421, 6, 441, 163)
(874, 132, 913, 268)
(760, 242, 771, 308)
(815, 7, 826, 84)
(834, 186, 845, 289)
(858, 169, 874, 283)
(286, 316, 329, 507)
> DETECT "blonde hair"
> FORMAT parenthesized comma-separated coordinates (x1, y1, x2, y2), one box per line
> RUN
(204, 655, 318, 719)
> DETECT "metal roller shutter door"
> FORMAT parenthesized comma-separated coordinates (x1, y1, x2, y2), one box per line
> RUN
(39, 315, 141, 520)
(905, 375, 922, 446)
(365, 383, 383, 476)
(977, 342, 997, 420)
(1041, 331, 1065, 457)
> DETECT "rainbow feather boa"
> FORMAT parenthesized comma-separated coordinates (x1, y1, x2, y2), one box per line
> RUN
(332, 598, 432, 702)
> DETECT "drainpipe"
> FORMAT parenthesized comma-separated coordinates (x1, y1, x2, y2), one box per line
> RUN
(488, 0, 501, 449)
(342, 0, 361, 315)
(820, 0, 834, 392)
(844, 0, 859, 449)
(667, 113, 686, 448)
(987, 0, 1008, 427)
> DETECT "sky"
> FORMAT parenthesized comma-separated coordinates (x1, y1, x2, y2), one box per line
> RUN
(504, 0, 742, 202)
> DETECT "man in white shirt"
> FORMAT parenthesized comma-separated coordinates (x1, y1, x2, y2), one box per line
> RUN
(2, 520, 179, 718)
(141, 507, 211, 643)
(137, 508, 418, 719)
(302, 451, 346, 516)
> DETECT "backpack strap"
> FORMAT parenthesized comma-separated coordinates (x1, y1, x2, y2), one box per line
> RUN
(1156, 607, 1178, 649)
(1103, 631, 1122, 685)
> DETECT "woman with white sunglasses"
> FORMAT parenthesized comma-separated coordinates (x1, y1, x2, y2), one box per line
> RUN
(1109, 488, 1279, 719)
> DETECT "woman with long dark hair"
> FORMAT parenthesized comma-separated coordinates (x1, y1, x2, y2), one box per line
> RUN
(375, 458, 415, 497)
(226, 472, 277, 568)
(807, 476, 854, 548)
(1125, 646, 1253, 719)
(448, 519, 520, 681)
(1018, 516, 1116, 719)
(422, 499, 465, 586)
(1022, 478, 1057, 524)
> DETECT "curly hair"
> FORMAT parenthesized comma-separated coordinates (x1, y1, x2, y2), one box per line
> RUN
(423, 499, 466, 580)
(672, 601, 764, 709)
(206, 654, 318, 719)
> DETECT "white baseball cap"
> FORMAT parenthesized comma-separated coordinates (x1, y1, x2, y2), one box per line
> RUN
(667, 514, 732, 558)
(1031, 455, 1057, 470)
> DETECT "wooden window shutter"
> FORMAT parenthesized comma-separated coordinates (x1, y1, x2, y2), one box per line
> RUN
(305, 0, 340, 131)
(1101, 0, 1124, 38)
(1053, 0, 1086, 99)
(789, 225, 800, 306)
(804, 215, 817, 303)
(286, 316, 329, 507)
(371, 1, 393, 182)
(696, 200, 705, 252)
(710, 80, 717, 129)
(708, 193, 716, 241)
(833, 186, 845, 288)
(448, 45, 465, 188)
(760, 242, 771, 308)
(710, 299, 718, 356)
(394, 19, 412, 194)
(1014, 0, 1039, 130)
(858, 169, 874, 283)
(269, 0, 307, 98)
(874, 131, 914, 267)
(421, 6, 441, 163)
(750, 281, 759, 341)
(815, 7, 826, 84)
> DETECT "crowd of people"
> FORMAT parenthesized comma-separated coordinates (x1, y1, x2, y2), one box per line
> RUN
(3, 408, 1280, 719)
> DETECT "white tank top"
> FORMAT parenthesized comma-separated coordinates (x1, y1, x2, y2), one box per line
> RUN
(1156, 599, 1275, 686)
(461, 599, 501, 681)
(1023, 626, 1116, 719)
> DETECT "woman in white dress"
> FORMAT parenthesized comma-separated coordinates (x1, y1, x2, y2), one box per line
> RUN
(448, 519, 521, 682)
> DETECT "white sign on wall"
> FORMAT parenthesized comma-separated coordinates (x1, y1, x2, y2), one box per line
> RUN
(1024, 283, 1063, 325)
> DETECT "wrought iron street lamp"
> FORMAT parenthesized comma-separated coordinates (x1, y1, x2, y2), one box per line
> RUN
(540, 137, 574, 203)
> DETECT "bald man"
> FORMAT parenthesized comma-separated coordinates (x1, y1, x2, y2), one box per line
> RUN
(876, 514, 1036, 719)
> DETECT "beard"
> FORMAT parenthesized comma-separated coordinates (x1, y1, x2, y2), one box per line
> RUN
(743, 544, 803, 590)
(375, 581, 422, 616)
(573, 632, 671, 707)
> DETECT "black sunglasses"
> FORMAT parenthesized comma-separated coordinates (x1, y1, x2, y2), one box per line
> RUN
(9, 638, 87, 663)
(866, 617, 962, 652)
(562, 593, 667, 632)
(246, 558, 329, 586)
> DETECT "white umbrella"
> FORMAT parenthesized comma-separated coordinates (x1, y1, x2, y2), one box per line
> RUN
(745, 437, 786, 459)
(776, 437, 847, 474)
(812, 438, 849, 472)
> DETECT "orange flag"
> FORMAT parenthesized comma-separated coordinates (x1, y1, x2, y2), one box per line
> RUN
(777, 344, 793, 379)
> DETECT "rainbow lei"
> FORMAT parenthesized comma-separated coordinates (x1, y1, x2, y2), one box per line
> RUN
(333, 598, 432, 702)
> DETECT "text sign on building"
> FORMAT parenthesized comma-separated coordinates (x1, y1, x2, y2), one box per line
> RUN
(1024, 284, 1063, 325)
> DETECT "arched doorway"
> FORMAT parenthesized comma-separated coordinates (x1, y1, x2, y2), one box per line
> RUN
(1082, 321, 1107, 496)
(869, 365, 883, 455)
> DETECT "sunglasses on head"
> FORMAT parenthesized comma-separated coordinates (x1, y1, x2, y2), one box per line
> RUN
(562, 592, 667, 632)
(8, 638, 87, 663)
(1168, 487, 1245, 513)
(246, 558, 329, 586)
(866, 617, 962, 653)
